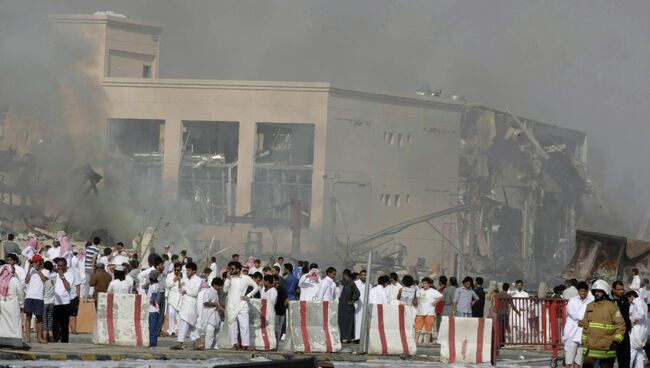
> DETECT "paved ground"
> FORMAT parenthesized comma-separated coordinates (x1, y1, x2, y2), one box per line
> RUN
(0, 333, 561, 367)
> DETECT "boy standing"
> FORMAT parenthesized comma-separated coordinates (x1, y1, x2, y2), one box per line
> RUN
(147, 271, 160, 347)
(42, 261, 56, 343)
(415, 277, 443, 345)
(24, 254, 48, 343)
(201, 277, 224, 349)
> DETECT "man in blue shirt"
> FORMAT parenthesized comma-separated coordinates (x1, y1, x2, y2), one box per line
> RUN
(283, 263, 299, 300)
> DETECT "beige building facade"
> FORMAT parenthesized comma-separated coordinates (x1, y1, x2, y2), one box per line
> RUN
(15, 13, 584, 280)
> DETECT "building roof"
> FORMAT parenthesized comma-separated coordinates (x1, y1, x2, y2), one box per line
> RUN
(49, 13, 163, 32)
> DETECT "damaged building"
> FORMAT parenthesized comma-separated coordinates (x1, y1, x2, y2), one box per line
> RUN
(0, 12, 589, 281)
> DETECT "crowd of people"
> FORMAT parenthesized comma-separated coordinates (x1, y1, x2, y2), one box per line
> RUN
(4, 231, 649, 367)
(0, 233, 495, 350)
(550, 271, 650, 368)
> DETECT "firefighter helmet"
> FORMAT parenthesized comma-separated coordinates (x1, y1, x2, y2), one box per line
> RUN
(591, 279, 610, 295)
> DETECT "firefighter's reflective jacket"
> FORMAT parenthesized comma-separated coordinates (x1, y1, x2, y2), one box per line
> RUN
(580, 299, 626, 359)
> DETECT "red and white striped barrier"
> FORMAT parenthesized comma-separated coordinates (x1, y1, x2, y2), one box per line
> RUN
(92, 293, 149, 347)
(250, 298, 276, 351)
(368, 304, 417, 356)
(286, 300, 341, 353)
(216, 298, 277, 351)
(437, 316, 491, 364)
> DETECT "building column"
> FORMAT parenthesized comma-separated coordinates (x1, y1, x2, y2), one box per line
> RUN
(162, 118, 182, 199)
(236, 120, 256, 215)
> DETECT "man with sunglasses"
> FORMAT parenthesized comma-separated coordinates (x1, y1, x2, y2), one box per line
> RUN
(224, 261, 259, 350)
(165, 262, 183, 337)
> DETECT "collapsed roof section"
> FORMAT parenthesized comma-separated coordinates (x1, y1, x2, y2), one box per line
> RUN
(457, 106, 589, 282)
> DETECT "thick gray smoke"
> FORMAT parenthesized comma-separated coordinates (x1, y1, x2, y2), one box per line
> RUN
(3, 0, 650, 242)
(0, 1, 199, 252)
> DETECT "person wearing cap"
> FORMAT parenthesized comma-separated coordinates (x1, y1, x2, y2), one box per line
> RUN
(580, 279, 625, 368)
(23, 254, 48, 343)
(107, 265, 132, 294)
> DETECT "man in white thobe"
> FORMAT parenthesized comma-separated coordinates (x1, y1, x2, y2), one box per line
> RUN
(171, 262, 203, 350)
(0, 264, 24, 341)
(562, 282, 593, 368)
(318, 267, 337, 302)
(165, 263, 182, 337)
(509, 280, 529, 343)
(629, 268, 642, 292)
(628, 290, 648, 368)
(385, 272, 403, 306)
(354, 270, 367, 341)
(224, 261, 259, 350)
(298, 268, 321, 302)
(368, 275, 389, 305)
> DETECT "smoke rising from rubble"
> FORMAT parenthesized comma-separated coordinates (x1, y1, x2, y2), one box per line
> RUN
(0, 1, 197, 251)
(2, 1, 650, 257)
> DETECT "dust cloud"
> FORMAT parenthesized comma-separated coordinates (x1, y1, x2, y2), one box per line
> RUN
(2, 0, 649, 246)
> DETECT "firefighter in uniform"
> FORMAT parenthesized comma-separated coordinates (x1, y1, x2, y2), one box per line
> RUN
(580, 279, 626, 368)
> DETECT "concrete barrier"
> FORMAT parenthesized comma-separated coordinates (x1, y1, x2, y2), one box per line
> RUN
(287, 300, 341, 353)
(250, 299, 277, 351)
(368, 304, 416, 356)
(92, 293, 149, 347)
(437, 316, 492, 364)
(77, 299, 97, 333)
(217, 298, 277, 351)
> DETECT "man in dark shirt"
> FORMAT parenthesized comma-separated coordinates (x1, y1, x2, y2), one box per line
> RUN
(338, 269, 360, 342)
(611, 280, 630, 368)
(273, 274, 289, 342)
(3, 233, 21, 258)
(283, 263, 299, 300)
(472, 277, 486, 317)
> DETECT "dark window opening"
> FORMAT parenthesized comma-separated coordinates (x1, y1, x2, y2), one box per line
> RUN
(252, 123, 314, 228)
(142, 65, 151, 78)
(179, 121, 239, 224)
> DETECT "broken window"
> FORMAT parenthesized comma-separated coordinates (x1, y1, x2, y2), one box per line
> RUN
(105, 118, 164, 199)
(252, 123, 314, 228)
(178, 121, 239, 224)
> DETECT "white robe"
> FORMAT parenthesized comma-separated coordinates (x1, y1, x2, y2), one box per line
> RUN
(386, 283, 403, 306)
(368, 285, 387, 305)
(629, 297, 648, 350)
(354, 279, 366, 340)
(630, 275, 642, 292)
(223, 274, 259, 324)
(179, 275, 202, 326)
(166, 272, 182, 311)
(0, 277, 25, 339)
(562, 294, 594, 344)
(318, 276, 336, 302)
(298, 274, 321, 301)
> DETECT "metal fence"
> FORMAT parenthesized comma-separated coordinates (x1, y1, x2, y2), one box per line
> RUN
(492, 296, 567, 367)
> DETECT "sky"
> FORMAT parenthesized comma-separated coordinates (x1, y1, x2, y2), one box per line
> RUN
(2, 0, 650, 236)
